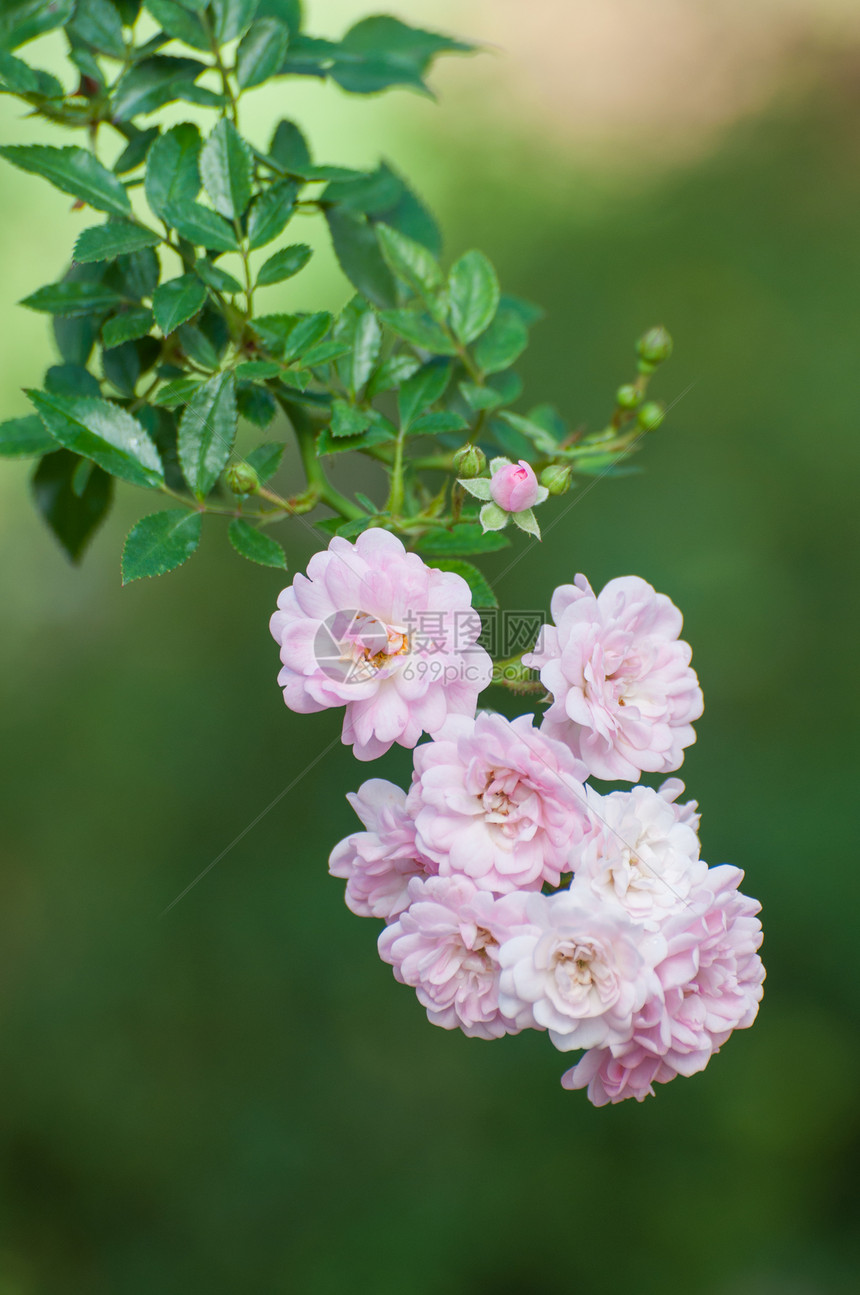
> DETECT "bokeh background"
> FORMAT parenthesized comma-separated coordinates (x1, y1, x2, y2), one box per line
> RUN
(1, 1, 859, 1292)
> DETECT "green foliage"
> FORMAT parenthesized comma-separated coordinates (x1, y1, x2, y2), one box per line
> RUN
(0, 0, 673, 607)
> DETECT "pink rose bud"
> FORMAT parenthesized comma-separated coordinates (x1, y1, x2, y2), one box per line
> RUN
(489, 459, 539, 513)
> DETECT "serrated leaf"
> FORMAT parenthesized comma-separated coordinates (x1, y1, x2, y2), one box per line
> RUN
(256, 242, 311, 287)
(316, 423, 396, 456)
(0, 50, 38, 93)
(325, 206, 397, 309)
(283, 312, 331, 361)
(330, 401, 371, 439)
(302, 341, 349, 367)
(376, 222, 442, 297)
(153, 273, 207, 334)
(497, 410, 559, 455)
(68, 0, 126, 58)
(246, 177, 297, 249)
(102, 336, 160, 397)
(200, 119, 253, 221)
(365, 352, 419, 397)
(211, 0, 258, 43)
(414, 523, 510, 557)
(237, 382, 276, 427)
(114, 127, 160, 176)
(459, 381, 505, 413)
(448, 250, 500, 345)
(21, 281, 123, 316)
(32, 449, 113, 563)
(74, 221, 160, 264)
(0, 0, 75, 53)
(53, 267, 105, 365)
(145, 123, 201, 220)
(474, 308, 529, 375)
(195, 258, 243, 294)
(152, 376, 203, 409)
(107, 246, 159, 301)
(409, 411, 467, 436)
(379, 309, 456, 356)
(398, 361, 450, 429)
(228, 518, 287, 569)
(0, 414, 56, 458)
(234, 360, 281, 381)
(178, 372, 236, 496)
(45, 363, 102, 400)
(430, 558, 497, 608)
(0, 144, 131, 217)
(28, 389, 163, 488)
(237, 16, 289, 88)
(143, 0, 209, 50)
(122, 508, 202, 583)
(334, 296, 381, 398)
(164, 200, 239, 251)
(111, 55, 206, 119)
(245, 440, 285, 481)
(269, 118, 311, 172)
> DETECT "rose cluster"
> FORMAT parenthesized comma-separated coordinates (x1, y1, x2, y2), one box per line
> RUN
(270, 534, 764, 1105)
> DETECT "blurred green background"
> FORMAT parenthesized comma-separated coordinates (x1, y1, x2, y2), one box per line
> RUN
(1, 2, 859, 1292)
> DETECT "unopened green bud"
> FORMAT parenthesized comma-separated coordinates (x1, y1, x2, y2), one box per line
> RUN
(540, 463, 572, 495)
(637, 401, 665, 432)
(452, 444, 487, 479)
(226, 462, 259, 494)
(616, 383, 641, 410)
(636, 325, 673, 366)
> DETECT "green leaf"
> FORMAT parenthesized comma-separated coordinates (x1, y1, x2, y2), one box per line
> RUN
(28, 389, 163, 488)
(250, 312, 297, 352)
(283, 312, 331, 361)
(237, 17, 290, 88)
(152, 376, 203, 409)
(316, 422, 396, 456)
(0, 50, 38, 93)
(256, 243, 311, 287)
(0, 0, 75, 52)
(32, 449, 113, 563)
(414, 523, 510, 557)
(114, 127, 160, 175)
(256, 0, 300, 33)
(68, 0, 126, 58)
(379, 309, 457, 356)
(409, 411, 467, 436)
(325, 206, 397, 309)
(234, 360, 281, 381)
(323, 166, 403, 215)
(302, 341, 349, 367)
(145, 123, 202, 221)
(106, 246, 160, 301)
(0, 413, 56, 458)
(200, 119, 253, 221)
(45, 363, 102, 399)
(269, 118, 311, 173)
(112, 55, 206, 119)
(164, 200, 239, 251)
(245, 440, 286, 482)
(430, 558, 497, 609)
(21, 281, 123, 316)
(102, 337, 159, 398)
(497, 410, 559, 455)
(365, 352, 419, 397)
(246, 177, 297, 249)
(195, 258, 243, 294)
(142, 0, 209, 50)
(334, 296, 381, 397)
(122, 508, 202, 583)
(228, 518, 287, 569)
(237, 382, 276, 427)
(53, 267, 105, 365)
(330, 401, 371, 439)
(376, 222, 442, 297)
(211, 0, 258, 43)
(0, 144, 131, 217)
(398, 361, 450, 429)
(153, 273, 207, 334)
(448, 250, 500, 345)
(178, 372, 236, 496)
(74, 221, 160, 264)
(474, 308, 529, 375)
(459, 381, 506, 413)
(527, 403, 567, 443)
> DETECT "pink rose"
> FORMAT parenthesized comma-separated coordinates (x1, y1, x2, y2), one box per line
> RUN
(378, 875, 533, 1039)
(524, 573, 704, 781)
(490, 459, 540, 513)
(269, 529, 492, 761)
(328, 779, 435, 922)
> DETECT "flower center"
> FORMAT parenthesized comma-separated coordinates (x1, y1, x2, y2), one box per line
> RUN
(341, 612, 410, 681)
